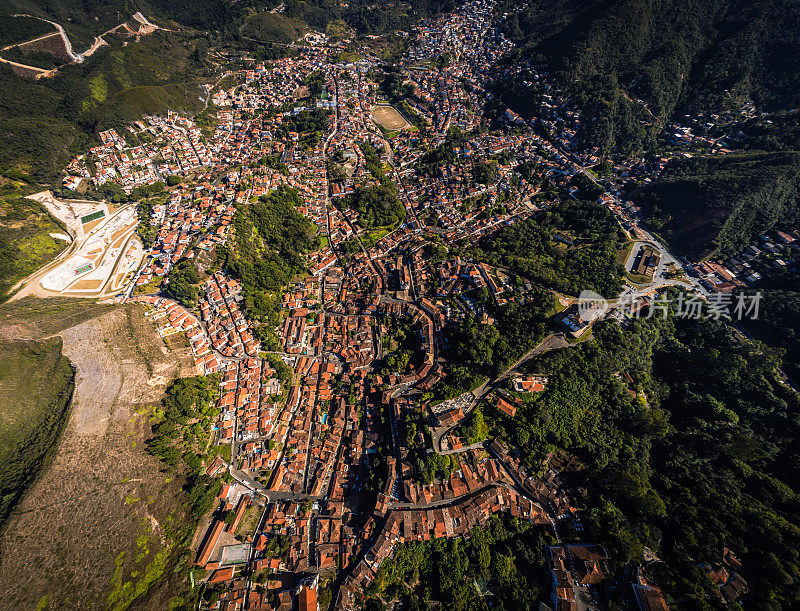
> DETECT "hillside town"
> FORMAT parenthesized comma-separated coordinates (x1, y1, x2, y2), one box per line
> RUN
(45, 0, 789, 609)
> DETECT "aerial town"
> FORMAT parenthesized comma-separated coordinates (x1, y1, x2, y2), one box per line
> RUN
(38, 0, 798, 609)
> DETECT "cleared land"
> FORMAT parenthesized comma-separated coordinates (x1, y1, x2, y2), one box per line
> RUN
(10, 193, 141, 299)
(371, 104, 412, 131)
(0, 299, 197, 610)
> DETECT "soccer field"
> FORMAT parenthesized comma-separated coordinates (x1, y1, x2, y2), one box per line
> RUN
(371, 104, 411, 130)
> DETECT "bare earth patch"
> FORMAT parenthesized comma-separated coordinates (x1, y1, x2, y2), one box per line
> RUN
(0, 306, 196, 610)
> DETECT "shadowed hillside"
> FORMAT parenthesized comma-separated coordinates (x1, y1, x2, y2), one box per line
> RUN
(498, 0, 800, 155)
(637, 151, 800, 260)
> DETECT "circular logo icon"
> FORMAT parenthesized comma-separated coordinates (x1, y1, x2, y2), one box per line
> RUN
(577, 289, 609, 322)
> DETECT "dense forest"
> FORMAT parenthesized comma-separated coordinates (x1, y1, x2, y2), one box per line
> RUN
(146, 375, 223, 521)
(738, 269, 800, 383)
(280, 0, 454, 36)
(638, 151, 800, 260)
(222, 184, 319, 347)
(436, 289, 554, 399)
(470, 200, 626, 297)
(476, 304, 800, 607)
(366, 515, 550, 610)
(163, 259, 202, 308)
(496, 0, 800, 155)
(346, 184, 406, 229)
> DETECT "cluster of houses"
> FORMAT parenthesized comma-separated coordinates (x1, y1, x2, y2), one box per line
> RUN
(691, 227, 799, 292)
(91, 0, 775, 604)
(339, 485, 549, 607)
(130, 294, 221, 373)
(63, 114, 211, 192)
(200, 273, 260, 359)
(134, 180, 236, 288)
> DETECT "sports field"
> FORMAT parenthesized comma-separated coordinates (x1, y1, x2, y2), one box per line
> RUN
(371, 104, 411, 130)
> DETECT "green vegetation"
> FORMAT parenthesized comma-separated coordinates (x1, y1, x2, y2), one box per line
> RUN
(222, 184, 318, 348)
(498, 0, 800, 155)
(472, 201, 626, 297)
(277, 108, 331, 138)
(145, 375, 223, 522)
(346, 184, 406, 229)
(107, 544, 174, 611)
(436, 290, 554, 399)
(497, 305, 800, 606)
(282, 0, 454, 36)
(471, 159, 497, 185)
(304, 69, 325, 100)
(0, 338, 74, 531)
(3, 0, 240, 44)
(241, 11, 307, 44)
(359, 141, 387, 183)
(738, 269, 800, 382)
(417, 127, 469, 177)
(265, 354, 292, 382)
(0, 296, 118, 335)
(0, 195, 68, 300)
(163, 260, 201, 308)
(366, 515, 549, 609)
(2, 45, 66, 70)
(379, 314, 424, 375)
(0, 29, 212, 182)
(735, 112, 800, 153)
(639, 151, 800, 260)
(0, 13, 53, 46)
(380, 68, 413, 103)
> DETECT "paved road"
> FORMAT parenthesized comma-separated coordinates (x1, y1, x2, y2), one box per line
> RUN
(433, 332, 570, 453)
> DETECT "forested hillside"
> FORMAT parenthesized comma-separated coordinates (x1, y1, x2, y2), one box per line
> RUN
(280, 0, 455, 35)
(221, 185, 319, 348)
(3, 0, 453, 47)
(483, 308, 800, 606)
(0, 29, 212, 181)
(498, 0, 800, 155)
(471, 200, 626, 297)
(637, 151, 800, 260)
(1, 0, 241, 44)
(739, 269, 800, 383)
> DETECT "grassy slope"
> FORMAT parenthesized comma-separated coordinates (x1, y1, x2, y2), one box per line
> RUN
(0, 195, 69, 300)
(0, 299, 199, 609)
(241, 11, 307, 43)
(0, 337, 74, 531)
